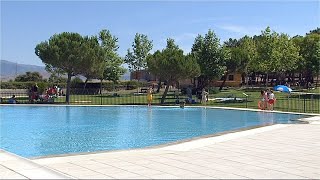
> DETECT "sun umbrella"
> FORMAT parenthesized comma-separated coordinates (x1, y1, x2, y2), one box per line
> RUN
(273, 85, 292, 93)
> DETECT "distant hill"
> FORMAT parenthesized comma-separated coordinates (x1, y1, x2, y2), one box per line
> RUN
(1, 60, 131, 81)
(1, 60, 50, 81)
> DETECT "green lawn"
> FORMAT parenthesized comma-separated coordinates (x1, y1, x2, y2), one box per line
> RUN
(205, 89, 319, 114)
(3, 87, 319, 114)
(51, 87, 320, 114)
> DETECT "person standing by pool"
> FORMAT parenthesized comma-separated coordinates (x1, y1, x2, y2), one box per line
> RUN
(259, 90, 268, 110)
(147, 87, 153, 106)
(268, 90, 275, 110)
(201, 88, 208, 105)
(32, 83, 39, 100)
(186, 86, 192, 103)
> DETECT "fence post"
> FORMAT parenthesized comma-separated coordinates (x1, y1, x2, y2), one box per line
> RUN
(311, 94, 314, 113)
(304, 93, 306, 113)
(243, 93, 248, 108)
(246, 96, 248, 108)
(287, 94, 290, 112)
(298, 93, 301, 113)
(100, 81, 102, 105)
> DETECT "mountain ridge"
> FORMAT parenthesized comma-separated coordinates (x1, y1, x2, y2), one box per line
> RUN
(1, 60, 130, 81)
(1, 60, 49, 81)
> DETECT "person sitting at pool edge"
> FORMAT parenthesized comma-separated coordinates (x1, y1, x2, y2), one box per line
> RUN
(8, 95, 17, 104)
(180, 101, 185, 109)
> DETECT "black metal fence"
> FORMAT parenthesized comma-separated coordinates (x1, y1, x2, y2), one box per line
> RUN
(1, 86, 319, 114)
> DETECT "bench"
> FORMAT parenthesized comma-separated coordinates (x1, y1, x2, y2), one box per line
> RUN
(140, 88, 148, 93)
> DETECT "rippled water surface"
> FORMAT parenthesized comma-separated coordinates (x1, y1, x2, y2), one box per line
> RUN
(0, 106, 304, 157)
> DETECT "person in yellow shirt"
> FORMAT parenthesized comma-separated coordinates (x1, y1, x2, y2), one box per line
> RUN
(147, 87, 153, 106)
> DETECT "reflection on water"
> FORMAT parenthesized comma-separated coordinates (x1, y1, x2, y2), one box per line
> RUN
(201, 107, 207, 128)
(147, 107, 153, 128)
(257, 111, 276, 125)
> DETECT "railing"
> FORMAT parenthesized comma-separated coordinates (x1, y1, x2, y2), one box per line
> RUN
(1, 88, 319, 114)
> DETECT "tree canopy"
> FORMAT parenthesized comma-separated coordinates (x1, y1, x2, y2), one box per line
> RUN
(298, 32, 320, 82)
(35, 30, 124, 103)
(98, 29, 126, 83)
(33, 26, 319, 104)
(125, 33, 153, 75)
(147, 38, 200, 104)
(191, 29, 226, 89)
(15, 71, 43, 82)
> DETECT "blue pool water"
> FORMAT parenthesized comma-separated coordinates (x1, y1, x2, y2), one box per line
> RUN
(1, 105, 305, 158)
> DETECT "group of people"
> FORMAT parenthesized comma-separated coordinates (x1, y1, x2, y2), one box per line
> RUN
(259, 89, 276, 110)
(28, 83, 39, 102)
(146, 86, 210, 108)
(28, 84, 62, 102)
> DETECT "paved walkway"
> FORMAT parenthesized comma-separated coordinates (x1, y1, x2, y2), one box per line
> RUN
(0, 150, 70, 179)
(31, 122, 320, 179)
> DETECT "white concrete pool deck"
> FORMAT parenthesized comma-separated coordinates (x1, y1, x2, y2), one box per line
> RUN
(0, 150, 70, 179)
(1, 116, 320, 179)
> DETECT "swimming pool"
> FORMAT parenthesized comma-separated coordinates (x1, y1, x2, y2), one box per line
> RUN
(0, 105, 305, 158)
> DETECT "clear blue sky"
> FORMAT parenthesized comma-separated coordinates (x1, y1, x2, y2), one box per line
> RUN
(1, 0, 319, 66)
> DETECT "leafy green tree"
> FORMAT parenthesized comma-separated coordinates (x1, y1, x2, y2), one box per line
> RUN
(314, 40, 320, 83)
(254, 27, 276, 78)
(219, 39, 239, 91)
(98, 29, 126, 83)
(147, 38, 200, 104)
(292, 35, 305, 82)
(219, 36, 256, 90)
(125, 33, 153, 80)
(300, 32, 320, 85)
(308, 27, 320, 35)
(254, 27, 299, 85)
(237, 36, 257, 86)
(191, 29, 226, 89)
(71, 77, 84, 87)
(275, 34, 300, 79)
(35, 32, 103, 103)
(15, 71, 43, 82)
(45, 65, 67, 83)
(80, 35, 105, 90)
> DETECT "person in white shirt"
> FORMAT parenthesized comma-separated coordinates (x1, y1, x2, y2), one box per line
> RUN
(268, 90, 275, 110)
(201, 88, 208, 104)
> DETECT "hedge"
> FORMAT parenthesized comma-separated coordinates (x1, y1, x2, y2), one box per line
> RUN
(0, 81, 149, 91)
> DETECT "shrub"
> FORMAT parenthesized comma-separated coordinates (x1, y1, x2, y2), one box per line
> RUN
(208, 87, 219, 94)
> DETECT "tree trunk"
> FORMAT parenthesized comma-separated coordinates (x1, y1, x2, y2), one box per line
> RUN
(161, 81, 170, 104)
(100, 80, 103, 95)
(197, 75, 208, 91)
(219, 72, 228, 91)
(306, 71, 313, 88)
(241, 73, 246, 87)
(137, 69, 140, 93)
(156, 79, 161, 93)
(193, 77, 197, 87)
(66, 73, 72, 104)
(82, 78, 88, 94)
